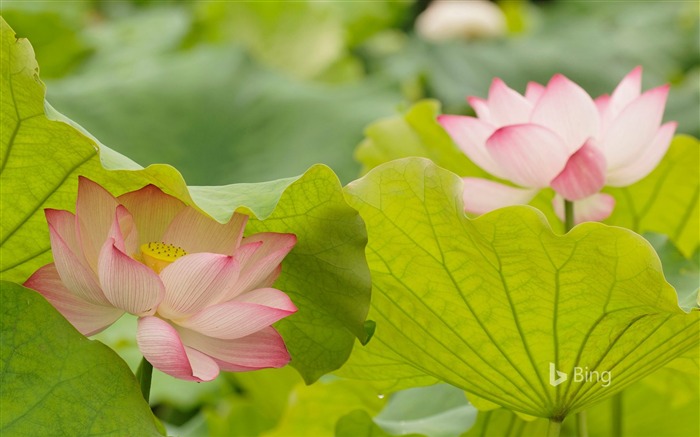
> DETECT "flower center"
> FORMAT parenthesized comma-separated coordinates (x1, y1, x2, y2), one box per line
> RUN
(140, 242, 187, 273)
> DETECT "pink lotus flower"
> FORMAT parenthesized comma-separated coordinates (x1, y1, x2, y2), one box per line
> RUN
(25, 177, 297, 381)
(438, 67, 676, 223)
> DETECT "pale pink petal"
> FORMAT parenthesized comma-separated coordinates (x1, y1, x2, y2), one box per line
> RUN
(599, 85, 670, 170)
(467, 96, 491, 122)
(486, 124, 570, 187)
(46, 210, 111, 306)
(158, 253, 240, 319)
(524, 81, 545, 104)
(105, 205, 138, 257)
(178, 289, 296, 339)
(553, 193, 616, 224)
(178, 326, 291, 371)
(137, 316, 219, 382)
(530, 74, 600, 153)
(550, 141, 607, 200)
(607, 122, 677, 186)
(117, 184, 186, 246)
(595, 95, 613, 134)
(24, 263, 123, 336)
(462, 177, 538, 214)
(437, 115, 509, 179)
(608, 66, 643, 118)
(75, 177, 120, 273)
(229, 233, 296, 297)
(98, 238, 165, 316)
(162, 208, 248, 256)
(486, 78, 533, 126)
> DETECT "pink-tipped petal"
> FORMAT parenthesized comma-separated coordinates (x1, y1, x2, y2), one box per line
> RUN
(531, 74, 600, 153)
(595, 95, 613, 134)
(98, 238, 165, 316)
(486, 124, 571, 187)
(607, 122, 677, 186)
(608, 66, 643, 118)
(178, 289, 296, 339)
(524, 81, 545, 104)
(462, 178, 538, 214)
(467, 96, 491, 122)
(24, 264, 123, 336)
(162, 208, 248, 256)
(137, 316, 219, 382)
(230, 233, 297, 297)
(118, 184, 186, 246)
(178, 326, 291, 371)
(553, 193, 616, 224)
(550, 141, 607, 200)
(159, 253, 241, 319)
(46, 211, 110, 307)
(600, 85, 670, 170)
(75, 177, 121, 273)
(437, 115, 508, 179)
(486, 78, 533, 126)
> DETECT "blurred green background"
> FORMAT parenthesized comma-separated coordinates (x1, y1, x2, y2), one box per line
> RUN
(2, 0, 698, 187)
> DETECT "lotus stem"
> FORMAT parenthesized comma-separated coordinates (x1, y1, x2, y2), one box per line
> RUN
(564, 200, 574, 232)
(612, 391, 623, 436)
(576, 410, 589, 437)
(136, 357, 154, 404)
(547, 419, 562, 437)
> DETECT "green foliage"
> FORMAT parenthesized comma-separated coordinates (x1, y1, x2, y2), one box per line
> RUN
(0, 282, 162, 436)
(266, 378, 386, 437)
(343, 158, 700, 420)
(607, 135, 700, 258)
(373, 384, 477, 437)
(0, 17, 370, 386)
(645, 233, 699, 311)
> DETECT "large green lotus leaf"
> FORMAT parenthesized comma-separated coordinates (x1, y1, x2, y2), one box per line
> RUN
(606, 135, 699, 258)
(0, 17, 370, 383)
(343, 157, 700, 420)
(0, 281, 162, 436)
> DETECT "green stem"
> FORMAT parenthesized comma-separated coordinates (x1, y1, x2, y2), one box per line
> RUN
(547, 419, 562, 437)
(576, 410, 589, 437)
(612, 391, 623, 436)
(564, 200, 575, 232)
(136, 357, 153, 404)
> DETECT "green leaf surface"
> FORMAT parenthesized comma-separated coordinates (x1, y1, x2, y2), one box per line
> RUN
(355, 99, 486, 178)
(607, 135, 699, 258)
(645, 233, 699, 312)
(374, 384, 477, 437)
(336, 410, 398, 437)
(0, 17, 370, 383)
(0, 281, 162, 436)
(265, 378, 387, 437)
(343, 158, 700, 420)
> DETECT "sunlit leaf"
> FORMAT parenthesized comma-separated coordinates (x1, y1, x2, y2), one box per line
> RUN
(343, 157, 700, 420)
(645, 233, 699, 311)
(0, 17, 370, 384)
(0, 282, 162, 436)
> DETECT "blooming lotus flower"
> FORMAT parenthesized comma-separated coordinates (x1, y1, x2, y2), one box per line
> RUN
(25, 177, 297, 381)
(438, 67, 676, 223)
